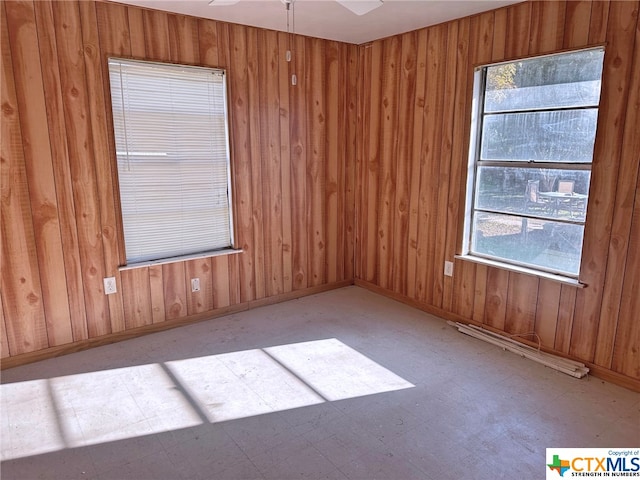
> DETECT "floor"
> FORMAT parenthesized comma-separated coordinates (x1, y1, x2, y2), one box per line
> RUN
(1, 286, 638, 480)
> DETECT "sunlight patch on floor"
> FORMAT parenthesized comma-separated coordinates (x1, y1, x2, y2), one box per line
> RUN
(1, 338, 414, 461)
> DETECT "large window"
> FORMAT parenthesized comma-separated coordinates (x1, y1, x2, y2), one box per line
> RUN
(463, 48, 604, 278)
(108, 58, 234, 265)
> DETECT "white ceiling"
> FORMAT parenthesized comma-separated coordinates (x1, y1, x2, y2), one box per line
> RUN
(110, 0, 525, 45)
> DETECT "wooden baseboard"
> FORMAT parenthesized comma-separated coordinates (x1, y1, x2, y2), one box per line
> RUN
(355, 279, 640, 393)
(0, 280, 353, 371)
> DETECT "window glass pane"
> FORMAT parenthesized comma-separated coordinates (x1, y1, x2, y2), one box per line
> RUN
(472, 212, 584, 276)
(484, 49, 604, 112)
(475, 166, 590, 222)
(480, 109, 598, 163)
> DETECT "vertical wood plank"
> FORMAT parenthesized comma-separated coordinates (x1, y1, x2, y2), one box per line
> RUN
(277, 31, 293, 293)
(168, 13, 199, 64)
(406, 29, 428, 300)
(258, 29, 284, 298)
(555, 285, 577, 354)
(343, 44, 359, 282)
(442, 17, 470, 312)
(143, 9, 170, 60)
(433, 22, 459, 309)
(472, 264, 488, 323)
(186, 259, 214, 315)
(392, 32, 417, 296)
(0, 302, 9, 358)
(452, 260, 475, 319)
(377, 36, 400, 291)
(535, 279, 561, 348)
(484, 267, 509, 331)
(5, 0, 74, 346)
(247, 27, 266, 300)
(79, 0, 126, 334)
(52, 0, 111, 338)
(163, 262, 186, 320)
(505, 274, 539, 334)
(424, 24, 448, 306)
(228, 24, 256, 302)
(126, 6, 145, 58)
(505, 2, 532, 59)
(325, 40, 339, 284)
(355, 44, 369, 281)
(121, 268, 152, 329)
(95, 2, 131, 57)
(211, 256, 231, 308)
(588, 0, 610, 45)
(364, 42, 382, 284)
(529, 0, 567, 55)
(149, 265, 165, 324)
(33, 0, 87, 343)
(563, 1, 593, 48)
(307, 37, 326, 287)
(198, 19, 219, 66)
(1, 3, 49, 354)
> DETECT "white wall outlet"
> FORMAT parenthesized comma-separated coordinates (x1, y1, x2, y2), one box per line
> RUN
(444, 261, 454, 277)
(103, 277, 117, 295)
(191, 278, 200, 292)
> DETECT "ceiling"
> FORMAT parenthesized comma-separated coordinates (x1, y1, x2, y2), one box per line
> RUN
(110, 0, 525, 45)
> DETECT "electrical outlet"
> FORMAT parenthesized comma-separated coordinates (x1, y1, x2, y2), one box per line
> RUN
(444, 261, 454, 277)
(191, 278, 200, 292)
(104, 277, 117, 295)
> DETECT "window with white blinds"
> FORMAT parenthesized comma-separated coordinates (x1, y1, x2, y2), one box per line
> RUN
(108, 58, 234, 265)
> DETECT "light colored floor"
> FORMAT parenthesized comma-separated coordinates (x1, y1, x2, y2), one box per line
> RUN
(1, 286, 638, 480)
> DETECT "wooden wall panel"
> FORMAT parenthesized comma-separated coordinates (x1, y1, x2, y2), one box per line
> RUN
(612, 172, 640, 379)
(78, 0, 126, 335)
(307, 37, 326, 288)
(1, 0, 356, 365)
(52, 0, 111, 338)
(405, 29, 428, 301)
(2, 0, 638, 389)
(392, 32, 417, 297)
(33, 0, 88, 343)
(4, 1, 73, 347)
(595, 11, 640, 368)
(1, 4, 49, 355)
(325, 41, 339, 285)
(570, 0, 638, 363)
(277, 31, 293, 293)
(289, 34, 308, 291)
(357, 0, 640, 386)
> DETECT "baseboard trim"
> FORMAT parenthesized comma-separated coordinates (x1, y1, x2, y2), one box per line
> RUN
(354, 279, 640, 393)
(1, 280, 353, 370)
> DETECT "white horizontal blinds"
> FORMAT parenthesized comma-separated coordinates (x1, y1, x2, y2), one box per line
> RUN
(108, 59, 232, 264)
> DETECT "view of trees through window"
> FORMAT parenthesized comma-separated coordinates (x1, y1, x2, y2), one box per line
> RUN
(466, 48, 604, 277)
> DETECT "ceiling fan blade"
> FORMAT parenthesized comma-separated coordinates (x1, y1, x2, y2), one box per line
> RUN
(335, 0, 383, 16)
(208, 0, 241, 5)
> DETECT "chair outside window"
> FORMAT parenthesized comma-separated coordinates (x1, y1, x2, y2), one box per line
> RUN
(557, 180, 575, 194)
(525, 180, 548, 212)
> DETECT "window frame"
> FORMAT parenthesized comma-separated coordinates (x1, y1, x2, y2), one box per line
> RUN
(107, 57, 239, 269)
(460, 47, 604, 284)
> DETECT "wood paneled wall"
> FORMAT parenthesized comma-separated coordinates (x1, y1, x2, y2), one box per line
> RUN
(356, 0, 640, 385)
(2, 0, 639, 389)
(1, 1, 357, 359)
